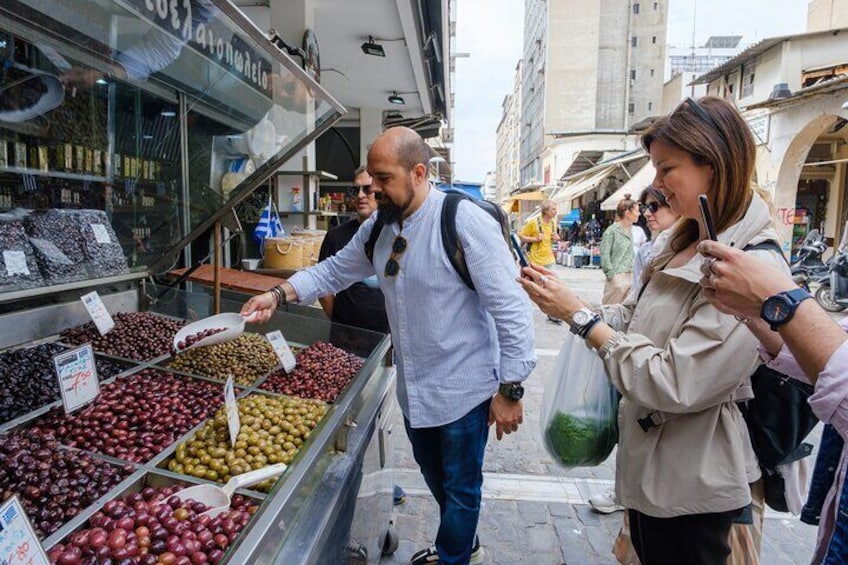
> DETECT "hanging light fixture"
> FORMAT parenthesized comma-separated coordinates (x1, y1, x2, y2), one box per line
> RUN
(361, 36, 386, 57)
(388, 91, 405, 105)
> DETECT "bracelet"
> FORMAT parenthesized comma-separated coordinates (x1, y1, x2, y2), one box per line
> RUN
(598, 331, 623, 359)
(579, 316, 602, 339)
(270, 285, 287, 307)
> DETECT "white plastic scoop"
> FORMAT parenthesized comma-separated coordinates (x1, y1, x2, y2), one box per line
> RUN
(172, 312, 246, 354)
(174, 463, 287, 518)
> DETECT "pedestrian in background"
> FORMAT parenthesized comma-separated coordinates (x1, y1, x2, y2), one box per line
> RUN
(242, 127, 536, 565)
(518, 96, 784, 565)
(600, 194, 639, 304)
(520, 200, 562, 323)
(699, 240, 848, 565)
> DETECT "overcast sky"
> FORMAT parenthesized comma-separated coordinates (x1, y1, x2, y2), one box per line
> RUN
(452, 0, 810, 183)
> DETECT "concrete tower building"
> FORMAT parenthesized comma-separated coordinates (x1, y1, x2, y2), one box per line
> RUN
(518, 0, 667, 187)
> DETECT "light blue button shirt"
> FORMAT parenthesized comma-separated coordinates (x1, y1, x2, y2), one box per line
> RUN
(289, 188, 536, 428)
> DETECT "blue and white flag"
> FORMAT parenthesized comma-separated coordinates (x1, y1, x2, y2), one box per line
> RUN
(254, 194, 285, 245)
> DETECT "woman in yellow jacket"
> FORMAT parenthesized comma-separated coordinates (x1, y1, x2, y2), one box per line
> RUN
(519, 97, 785, 565)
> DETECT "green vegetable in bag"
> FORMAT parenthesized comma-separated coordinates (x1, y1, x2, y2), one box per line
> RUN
(544, 411, 618, 467)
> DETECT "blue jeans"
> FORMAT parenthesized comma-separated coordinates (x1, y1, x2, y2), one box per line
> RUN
(404, 399, 491, 565)
(808, 425, 848, 564)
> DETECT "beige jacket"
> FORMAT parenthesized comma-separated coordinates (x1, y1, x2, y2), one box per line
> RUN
(601, 193, 787, 518)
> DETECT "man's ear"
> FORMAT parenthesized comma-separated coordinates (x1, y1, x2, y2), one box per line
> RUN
(412, 162, 428, 183)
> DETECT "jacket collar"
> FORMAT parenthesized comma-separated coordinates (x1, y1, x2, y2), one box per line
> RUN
(651, 192, 778, 285)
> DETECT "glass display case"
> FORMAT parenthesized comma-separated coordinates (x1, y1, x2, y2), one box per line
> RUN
(0, 0, 344, 296)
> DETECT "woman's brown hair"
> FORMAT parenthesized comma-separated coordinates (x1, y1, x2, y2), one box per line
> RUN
(641, 97, 755, 252)
(615, 193, 637, 219)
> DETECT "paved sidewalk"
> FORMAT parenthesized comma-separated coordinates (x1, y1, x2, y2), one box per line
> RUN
(379, 265, 820, 565)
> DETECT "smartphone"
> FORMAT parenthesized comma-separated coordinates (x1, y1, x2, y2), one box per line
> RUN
(698, 195, 718, 241)
(510, 233, 529, 268)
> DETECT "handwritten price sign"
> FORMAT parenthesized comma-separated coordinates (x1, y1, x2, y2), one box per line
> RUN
(53, 345, 100, 414)
(0, 497, 49, 565)
(224, 376, 240, 449)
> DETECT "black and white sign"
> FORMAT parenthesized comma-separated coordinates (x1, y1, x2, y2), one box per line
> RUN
(54, 344, 100, 414)
(266, 330, 296, 373)
(81, 291, 115, 335)
(0, 497, 49, 565)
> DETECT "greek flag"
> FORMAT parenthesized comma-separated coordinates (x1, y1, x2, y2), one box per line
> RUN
(253, 195, 284, 245)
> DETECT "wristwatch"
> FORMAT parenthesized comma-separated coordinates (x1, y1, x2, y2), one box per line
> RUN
(570, 307, 601, 338)
(760, 288, 811, 331)
(498, 383, 524, 402)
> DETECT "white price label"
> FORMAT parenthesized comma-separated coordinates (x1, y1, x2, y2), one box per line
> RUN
(90, 223, 112, 244)
(3, 251, 30, 276)
(53, 344, 100, 414)
(81, 291, 115, 336)
(0, 497, 50, 565)
(266, 331, 296, 373)
(225, 376, 240, 448)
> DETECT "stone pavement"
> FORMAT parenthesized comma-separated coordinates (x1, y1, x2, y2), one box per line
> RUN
(379, 264, 821, 565)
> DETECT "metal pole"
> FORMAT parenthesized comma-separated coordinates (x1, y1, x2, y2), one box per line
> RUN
(213, 222, 222, 314)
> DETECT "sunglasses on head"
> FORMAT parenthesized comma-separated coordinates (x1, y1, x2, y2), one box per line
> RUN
(640, 202, 662, 214)
(384, 235, 407, 277)
(670, 97, 729, 145)
(346, 184, 373, 198)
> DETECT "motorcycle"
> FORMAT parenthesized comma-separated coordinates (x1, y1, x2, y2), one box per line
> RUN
(814, 223, 848, 312)
(790, 229, 829, 278)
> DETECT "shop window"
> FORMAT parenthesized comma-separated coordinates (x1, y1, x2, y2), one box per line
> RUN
(633, 3, 640, 14)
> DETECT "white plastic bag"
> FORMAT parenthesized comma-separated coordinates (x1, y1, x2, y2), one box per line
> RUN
(542, 332, 618, 468)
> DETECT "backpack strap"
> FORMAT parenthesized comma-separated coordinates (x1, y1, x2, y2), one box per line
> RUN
(364, 214, 386, 263)
(441, 192, 476, 290)
(742, 240, 787, 265)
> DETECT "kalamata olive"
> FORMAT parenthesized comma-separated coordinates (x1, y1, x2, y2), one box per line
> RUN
(61, 312, 185, 361)
(260, 341, 363, 403)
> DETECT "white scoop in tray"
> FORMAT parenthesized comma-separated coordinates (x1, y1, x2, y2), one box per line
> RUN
(173, 463, 287, 519)
(172, 312, 246, 354)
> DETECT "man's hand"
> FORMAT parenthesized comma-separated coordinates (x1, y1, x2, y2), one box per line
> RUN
(697, 240, 794, 319)
(488, 393, 523, 440)
(240, 291, 278, 324)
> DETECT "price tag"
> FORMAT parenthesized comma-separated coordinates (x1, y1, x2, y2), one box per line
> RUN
(3, 251, 30, 276)
(89, 223, 112, 244)
(224, 376, 240, 448)
(266, 331, 296, 373)
(0, 497, 49, 565)
(54, 344, 100, 414)
(81, 291, 115, 335)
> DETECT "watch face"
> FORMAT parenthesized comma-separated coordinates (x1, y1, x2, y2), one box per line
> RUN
(762, 295, 791, 324)
(572, 309, 592, 326)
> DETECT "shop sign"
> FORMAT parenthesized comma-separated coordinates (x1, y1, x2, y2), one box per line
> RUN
(266, 330, 296, 373)
(81, 291, 115, 335)
(224, 375, 240, 448)
(53, 344, 100, 414)
(0, 497, 49, 565)
(746, 114, 770, 145)
(122, 0, 274, 97)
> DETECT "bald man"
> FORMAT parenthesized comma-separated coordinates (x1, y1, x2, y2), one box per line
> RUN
(242, 127, 536, 565)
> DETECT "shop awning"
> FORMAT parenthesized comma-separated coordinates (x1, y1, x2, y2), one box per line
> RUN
(552, 166, 616, 209)
(601, 163, 656, 210)
(502, 199, 520, 213)
(512, 190, 547, 201)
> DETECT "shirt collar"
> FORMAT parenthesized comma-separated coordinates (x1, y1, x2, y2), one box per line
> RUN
(398, 184, 438, 229)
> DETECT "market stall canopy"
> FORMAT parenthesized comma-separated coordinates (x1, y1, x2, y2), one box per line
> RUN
(560, 209, 582, 227)
(502, 199, 519, 213)
(601, 163, 656, 211)
(512, 190, 547, 201)
(551, 166, 616, 209)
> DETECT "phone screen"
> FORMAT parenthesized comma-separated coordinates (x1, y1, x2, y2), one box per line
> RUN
(510, 233, 529, 268)
(698, 195, 718, 241)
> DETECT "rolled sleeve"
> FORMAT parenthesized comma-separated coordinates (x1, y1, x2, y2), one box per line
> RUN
(457, 202, 536, 383)
(809, 340, 848, 441)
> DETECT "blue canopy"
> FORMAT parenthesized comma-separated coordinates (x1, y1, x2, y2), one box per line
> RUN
(560, 209, 581, 227)
(435, 182, 483, 200)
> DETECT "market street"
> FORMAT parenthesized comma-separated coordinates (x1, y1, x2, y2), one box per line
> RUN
(380, 264, 821, 565)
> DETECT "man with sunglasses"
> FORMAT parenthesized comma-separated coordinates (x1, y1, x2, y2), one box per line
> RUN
(242, 126, 536, 565)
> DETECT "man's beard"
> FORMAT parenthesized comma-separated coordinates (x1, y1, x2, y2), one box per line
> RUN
(376, 194, 404, 224)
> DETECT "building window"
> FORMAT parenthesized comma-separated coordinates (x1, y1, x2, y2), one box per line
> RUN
(628, 103, 635, 113)
(653, 1, 658, 9)
(741, 63, 755, 98)
(630, 69, 637, 80)
(648, 102, 653, 111)
(632, 36, 638, 47)
(633, 3, 640, 14)
(650, 68, 655, 77)
(652, 36, 657, 44)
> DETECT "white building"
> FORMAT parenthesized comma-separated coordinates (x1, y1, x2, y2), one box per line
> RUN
(483, 171, 497, 200)
(517, 0, 666, 190)
(495, 60, 523, 204)
(666, 36, 742, 81)
(692, 24, 848, 256)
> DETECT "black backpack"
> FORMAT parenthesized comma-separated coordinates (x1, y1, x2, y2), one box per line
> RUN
(364, 190, 514, 290)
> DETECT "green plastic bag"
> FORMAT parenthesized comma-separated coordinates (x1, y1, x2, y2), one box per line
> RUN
(542, 332, 618, 467)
